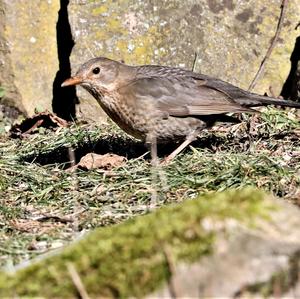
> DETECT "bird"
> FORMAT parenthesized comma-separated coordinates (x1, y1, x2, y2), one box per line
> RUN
(62, 57, 300, 163)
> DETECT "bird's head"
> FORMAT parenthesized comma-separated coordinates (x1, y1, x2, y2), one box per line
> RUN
(62, 57, 129, 94)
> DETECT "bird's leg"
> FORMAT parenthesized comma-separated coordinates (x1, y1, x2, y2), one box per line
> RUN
(162, 130, 199, 164)
(145, 133, 158, 165)
(145, 134, 159, 207)
(150, 136, 158, 166)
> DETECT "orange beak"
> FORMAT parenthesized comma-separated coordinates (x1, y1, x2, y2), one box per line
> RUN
(61, 77, 82, 87)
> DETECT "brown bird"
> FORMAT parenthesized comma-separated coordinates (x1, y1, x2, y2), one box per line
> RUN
(62, 57, 300, 163)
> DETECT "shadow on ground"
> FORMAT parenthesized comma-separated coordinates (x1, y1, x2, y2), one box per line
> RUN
(21, 132, 252, 167)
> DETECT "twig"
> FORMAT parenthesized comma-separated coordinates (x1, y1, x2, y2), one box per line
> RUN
(23, 119, 44, 135)
(35, 215, 74, 224)
(248, 0, 289, 91)
(68, 146, 76, 168)
(192, 52, 199, 72)
(35, 208, 87, 224)
(67, 262, 91, 299)
(163, 245, 181, 299)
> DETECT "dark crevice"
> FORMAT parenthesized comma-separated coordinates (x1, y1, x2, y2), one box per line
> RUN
(281, 35, 300, 102)
(52, 0, 78, 121)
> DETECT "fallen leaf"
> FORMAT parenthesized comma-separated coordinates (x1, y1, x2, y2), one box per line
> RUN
(69, 153, 126, 171)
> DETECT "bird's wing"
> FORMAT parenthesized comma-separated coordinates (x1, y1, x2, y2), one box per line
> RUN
(128, 65, 300, 111)
(120, 75, 253, 117)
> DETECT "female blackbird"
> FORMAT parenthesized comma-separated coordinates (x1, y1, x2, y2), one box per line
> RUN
(62, 57, 300, 163)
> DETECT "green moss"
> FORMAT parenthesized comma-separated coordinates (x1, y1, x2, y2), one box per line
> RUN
(0, 188, 274, 297)
(92, 5, 108, 15)
(87, 0, 165, 65)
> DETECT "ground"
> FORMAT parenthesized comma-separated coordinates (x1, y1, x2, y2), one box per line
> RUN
(0, 107, 299, 270)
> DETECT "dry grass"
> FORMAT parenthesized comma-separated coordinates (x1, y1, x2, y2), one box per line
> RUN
(0, 107, 299, 268)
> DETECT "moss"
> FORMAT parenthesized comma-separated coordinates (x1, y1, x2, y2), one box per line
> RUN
(0, 188, 274, 297)
(85, 0, 166, 65)
(92, 5, 108, 15)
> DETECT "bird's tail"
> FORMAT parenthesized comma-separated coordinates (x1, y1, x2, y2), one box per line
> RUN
(237, 94, 300, 109)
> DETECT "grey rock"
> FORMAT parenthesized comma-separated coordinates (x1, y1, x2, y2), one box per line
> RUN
(149, 200, 300, 298)
(0, 0, 59, 115)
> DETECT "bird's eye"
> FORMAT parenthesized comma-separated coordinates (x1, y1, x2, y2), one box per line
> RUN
(92, 67, 100, 75)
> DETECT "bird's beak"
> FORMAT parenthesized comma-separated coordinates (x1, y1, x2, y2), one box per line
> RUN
(61, 76, 82, 87)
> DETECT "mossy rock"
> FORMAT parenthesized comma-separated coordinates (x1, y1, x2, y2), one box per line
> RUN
(1, 188, 299, 297)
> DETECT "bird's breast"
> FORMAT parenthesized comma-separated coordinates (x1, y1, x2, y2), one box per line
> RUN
(98, 93, 149, 140)
(97, 93, 207, 142)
